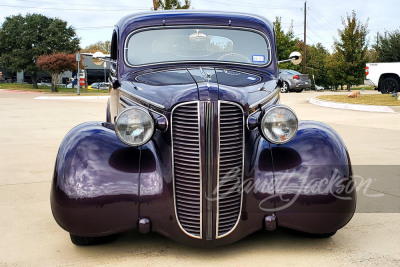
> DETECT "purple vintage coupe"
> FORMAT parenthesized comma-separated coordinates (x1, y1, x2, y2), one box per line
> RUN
(51, 11, 356, 247)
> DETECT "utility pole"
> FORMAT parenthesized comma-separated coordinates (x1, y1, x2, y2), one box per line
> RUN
(303, 0, 307, 74)
(153, 0, 158, 10)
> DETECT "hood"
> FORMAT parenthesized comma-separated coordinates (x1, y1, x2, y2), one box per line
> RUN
(120, 67, 277, 111)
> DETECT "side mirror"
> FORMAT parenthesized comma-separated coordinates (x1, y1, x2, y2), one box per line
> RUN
(278, 51, 302, 65)
(289, 51, 302, 65)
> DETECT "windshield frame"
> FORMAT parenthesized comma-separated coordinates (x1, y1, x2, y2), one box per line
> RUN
(123, 25, 272, 68)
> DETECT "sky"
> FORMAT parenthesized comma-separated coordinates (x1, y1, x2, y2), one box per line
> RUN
(0, 0, 399, 52)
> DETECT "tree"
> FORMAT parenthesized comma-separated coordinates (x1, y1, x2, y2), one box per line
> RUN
(374, 30, 400, 62)
(273, 17, 299, 70)
(366, 48, 379, 63)
(325, 52, 346, 90)
(154, 0, 190, 10)
(0, 14, 79, 88)
(300, 42, 331, 87)
(36, 53, 79, 92)
(274, 18, 298, 61)
(81, 41, 111, 54)
(334, 11, 368, 90)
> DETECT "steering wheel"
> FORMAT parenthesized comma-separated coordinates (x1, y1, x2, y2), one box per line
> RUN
(218, 53, 251, 63)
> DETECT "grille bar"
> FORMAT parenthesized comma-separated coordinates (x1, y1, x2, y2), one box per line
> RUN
(171, 102, 202, 239)
(216, 101, 244, 238)
(204, 101, 214, 240)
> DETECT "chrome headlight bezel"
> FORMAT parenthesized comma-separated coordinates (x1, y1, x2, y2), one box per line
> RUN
(259, 104, 298, 144)
(115, 107, 155, 146)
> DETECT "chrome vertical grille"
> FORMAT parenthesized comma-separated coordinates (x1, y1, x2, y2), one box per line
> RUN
(217, 102, 244, 238)
(171, 102, 202, 238)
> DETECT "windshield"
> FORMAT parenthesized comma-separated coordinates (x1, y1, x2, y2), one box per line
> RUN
(125, 27, 270, 66)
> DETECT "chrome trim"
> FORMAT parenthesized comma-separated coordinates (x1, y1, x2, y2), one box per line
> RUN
(204, 101, 214, 240)
(216, 100, 245, 239)
(248, 88, 279, 109)
(119, 87, 165, 109)
(246, 89, 279, 131)
(171, 101, 202, 239)
(120, 94, 169, 132)
(123, 25, 272, 69)
(260, 92, 280, 110)
(119, 99, 128, 109)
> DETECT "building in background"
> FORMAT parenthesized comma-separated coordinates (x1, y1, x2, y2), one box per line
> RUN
(0, 53, 110, 87)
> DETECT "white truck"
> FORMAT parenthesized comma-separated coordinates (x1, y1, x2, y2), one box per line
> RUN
(364, 62, 400, 94)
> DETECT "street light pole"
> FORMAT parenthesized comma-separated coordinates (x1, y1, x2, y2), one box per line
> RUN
(76, 52, 80, 95)
(103, 61, 106, 84)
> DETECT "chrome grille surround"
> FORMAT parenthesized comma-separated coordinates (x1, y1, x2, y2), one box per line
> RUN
(172, 101, 244, 239)
(171, 101, 202, 239)
(216, 101, 244, 238)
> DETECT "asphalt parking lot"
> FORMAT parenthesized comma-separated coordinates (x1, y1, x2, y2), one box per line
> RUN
(0, 90, 399, 266)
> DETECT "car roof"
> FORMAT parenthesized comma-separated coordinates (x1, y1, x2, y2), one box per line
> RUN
(116, 10, 274, 39)
(280, 69, 301, 73)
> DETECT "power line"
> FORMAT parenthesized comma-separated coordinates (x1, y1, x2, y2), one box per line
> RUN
(306, 34, 317, 43)
(307, 13, 335, 33)
(15, 0, 141, 8)
(308, 6, 338, 32)
(201, 0, 302, 9)
(0, 3, 150, 11)
(307, 25, 327, 44)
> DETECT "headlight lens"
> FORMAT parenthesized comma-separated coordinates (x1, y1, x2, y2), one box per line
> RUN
(115, 107, 154, 146)
(260, 105, 298, 144)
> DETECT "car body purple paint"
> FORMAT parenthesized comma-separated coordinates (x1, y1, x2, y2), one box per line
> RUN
(51, 11, 356, 247)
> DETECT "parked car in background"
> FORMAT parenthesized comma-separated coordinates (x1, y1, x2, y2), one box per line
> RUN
(365, 62, 400, 94)
(279, 69, 311, 93)
(87, 82, 110, 90)
(51, 11, 356, 247)
(37, 82, 51, 87)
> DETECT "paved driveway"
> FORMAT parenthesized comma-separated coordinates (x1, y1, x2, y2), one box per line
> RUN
(0, 91, 399, 266)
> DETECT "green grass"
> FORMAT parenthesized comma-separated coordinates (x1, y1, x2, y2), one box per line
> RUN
(328, 85, 375, 91)
(351, 85, 375, 90)
(317, 94, 400, 106)
(0, 83, 108, 95)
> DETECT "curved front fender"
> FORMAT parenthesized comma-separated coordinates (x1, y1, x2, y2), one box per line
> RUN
(51, 122, 140, 237)
(271, 121, 356, 233)
(253, 121, 356, 234)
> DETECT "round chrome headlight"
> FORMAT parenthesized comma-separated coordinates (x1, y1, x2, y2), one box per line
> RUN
(115, 107, 154, 146)
(260, 105, 298, 144)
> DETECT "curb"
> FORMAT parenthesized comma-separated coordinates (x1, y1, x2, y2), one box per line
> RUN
(34, 96, 110, 100)
(309, 98, 396, 113)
